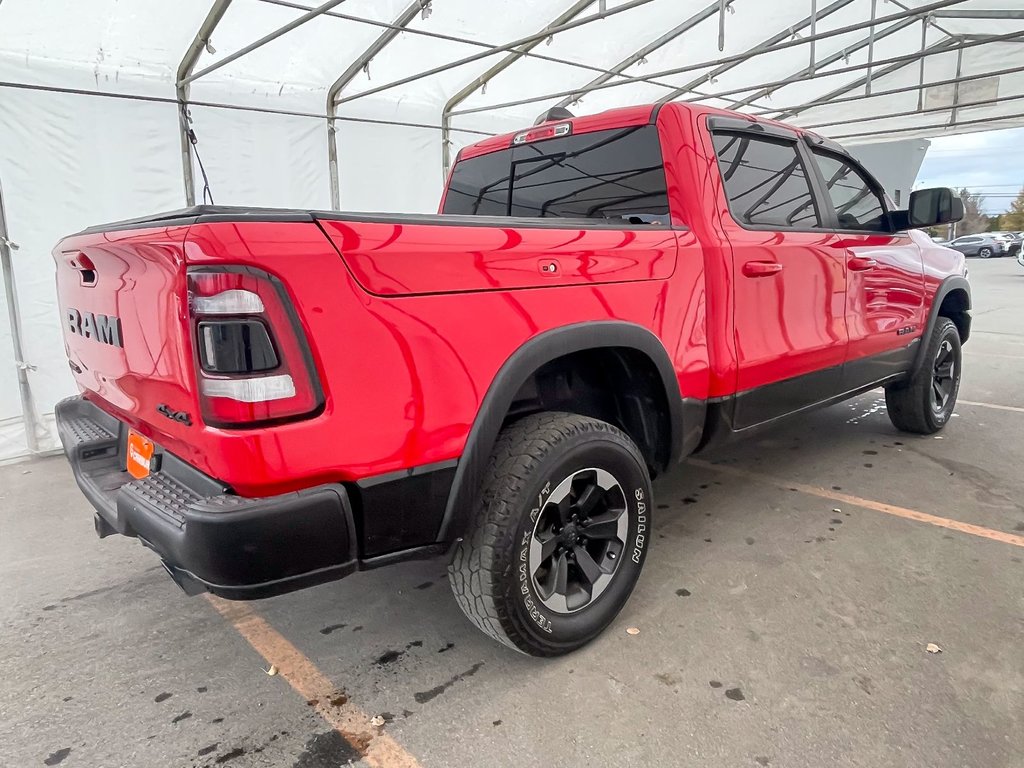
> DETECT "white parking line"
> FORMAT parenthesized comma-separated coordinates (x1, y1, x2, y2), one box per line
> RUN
(958, 399, 1024, 414)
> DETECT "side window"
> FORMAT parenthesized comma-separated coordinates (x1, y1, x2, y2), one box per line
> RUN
(812, 152, 888, 232)
(711, 132, 820, 228)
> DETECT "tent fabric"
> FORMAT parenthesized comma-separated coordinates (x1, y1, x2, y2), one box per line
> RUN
(0, 0, 1022, 461)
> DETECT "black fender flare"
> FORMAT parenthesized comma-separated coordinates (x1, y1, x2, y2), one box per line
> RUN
(436, 321, 690, 542)
(913, 275, 972, 372)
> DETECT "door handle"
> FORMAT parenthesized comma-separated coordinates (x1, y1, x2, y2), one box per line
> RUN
(848, 256, 878, 271)
(742, 260, 783, 277)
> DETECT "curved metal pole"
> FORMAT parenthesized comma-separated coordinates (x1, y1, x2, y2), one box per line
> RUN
(773, 37, 958, 120)
(447, 0, 964, 119)
(728, 9, 925, 112)
(177, 0, 233, 206)
(655, 0, 857, 105)
(327, 1, 427, 210)
(336, 0, 658, 107)
(181, 0, 348, 86)
(553, 0, 731, 111)
(440, 0, 596, 179)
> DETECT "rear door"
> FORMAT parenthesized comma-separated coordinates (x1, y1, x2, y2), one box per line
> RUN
(709, 122, 848, 429)
(805, 148, 925, 389)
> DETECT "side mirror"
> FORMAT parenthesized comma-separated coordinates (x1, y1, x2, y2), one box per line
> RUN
(908, 187, 964, 228)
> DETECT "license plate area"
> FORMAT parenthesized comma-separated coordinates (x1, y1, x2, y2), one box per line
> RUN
(126, 430, 156, 479)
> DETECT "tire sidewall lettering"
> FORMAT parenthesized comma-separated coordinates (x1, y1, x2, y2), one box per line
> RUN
(515, 461, 647, 635)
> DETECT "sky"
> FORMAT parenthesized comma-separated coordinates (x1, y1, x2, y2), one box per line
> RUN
(915, 126, 1024, 215)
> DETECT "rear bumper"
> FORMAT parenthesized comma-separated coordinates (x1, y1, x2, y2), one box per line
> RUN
(55, 396, 358, 599)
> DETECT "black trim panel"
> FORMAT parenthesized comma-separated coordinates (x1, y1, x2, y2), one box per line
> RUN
(707, 114, 799, 140)
(696, 347, 918, 450)
(732, 364, 842, 431)
(354, 461, 457, 557)
(436, 321, 689, 543)
(842, 341, 919, 392)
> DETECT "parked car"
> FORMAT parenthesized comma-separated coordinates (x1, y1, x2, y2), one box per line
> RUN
(52, 102, 970, 656)
(992, 232, 1023, 258)
(942, 233, 1006, 258)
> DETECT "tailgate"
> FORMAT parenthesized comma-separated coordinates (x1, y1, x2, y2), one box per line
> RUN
(53, 225, 196, 433)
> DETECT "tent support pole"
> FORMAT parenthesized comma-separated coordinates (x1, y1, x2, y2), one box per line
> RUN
(950, 38, 964, 125)
(773, 37, 959, 120)
(0, 179, 39, 454)
(729, 10, 924, 111)
(747, 63, 1024, 118)
(327, 1, 428, 210)
(918, 16, 929, 111)
(656, 0, 856, 105)
(440, 0, 596, 178)
(554, 0, 734, 111)
(176, 0, 233, 207)
(182, 0, 349, 86)
(448, 0, 963, 117)
(809, 0, 818, 73)
(866, 0, 877, 94)
(337, 0, 658, 107)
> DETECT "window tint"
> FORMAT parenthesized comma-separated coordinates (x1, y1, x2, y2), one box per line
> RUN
(443, 125, 670, 223)
(712, 133, 819, 228)
(812, 152, 888, 232)
(442, 147, 510, 216)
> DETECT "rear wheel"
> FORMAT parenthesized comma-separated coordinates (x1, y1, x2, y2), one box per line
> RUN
(885, 318, 961, 434)
(448, 412, 652, 656)
(978, 247, 992, 258)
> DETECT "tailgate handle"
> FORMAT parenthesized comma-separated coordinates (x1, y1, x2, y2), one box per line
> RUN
(64, 252, 97, 286)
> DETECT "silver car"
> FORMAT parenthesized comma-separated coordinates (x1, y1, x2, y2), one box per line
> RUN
(942, 234, 1006, 258)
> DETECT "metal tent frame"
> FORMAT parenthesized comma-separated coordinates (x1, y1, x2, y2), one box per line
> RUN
(1, 0, 1024, 459)
(160, 0, 1024, 202)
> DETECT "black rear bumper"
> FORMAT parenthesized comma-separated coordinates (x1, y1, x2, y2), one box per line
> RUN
(55, 396, 358, 599)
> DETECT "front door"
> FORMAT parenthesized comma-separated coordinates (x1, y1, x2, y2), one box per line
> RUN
(806, 150, 926, 389)
(710, 128, 848, 430)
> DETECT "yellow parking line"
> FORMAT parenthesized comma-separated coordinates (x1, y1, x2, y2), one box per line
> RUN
(688, 459, 1024, 548)
(206, 595, 421, 768)
(958, 399, 1024, 414)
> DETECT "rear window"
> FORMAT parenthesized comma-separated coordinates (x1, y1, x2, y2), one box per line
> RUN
(443, 125, 670, 224)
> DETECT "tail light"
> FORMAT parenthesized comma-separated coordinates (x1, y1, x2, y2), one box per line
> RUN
(187, 267, 323, 427)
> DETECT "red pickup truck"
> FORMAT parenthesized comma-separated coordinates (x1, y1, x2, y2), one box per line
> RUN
(54, 102, 969, 656)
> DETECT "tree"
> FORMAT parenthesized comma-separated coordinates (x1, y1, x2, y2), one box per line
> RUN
(1001, 186, 1024, 231)
(957, 188, 989, 235)
(986, 214, 1003, 232)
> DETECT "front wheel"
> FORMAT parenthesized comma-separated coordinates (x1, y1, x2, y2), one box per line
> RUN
(885, 318, 962, 434)
(448, 412, 652, 656)
(978, 247, 992, 258)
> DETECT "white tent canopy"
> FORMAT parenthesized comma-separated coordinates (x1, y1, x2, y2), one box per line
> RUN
(1, 0, 1022, 461)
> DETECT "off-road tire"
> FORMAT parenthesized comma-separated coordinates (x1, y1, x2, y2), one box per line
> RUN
(448, 412, 652, 656)
(885, 318, 962, 434)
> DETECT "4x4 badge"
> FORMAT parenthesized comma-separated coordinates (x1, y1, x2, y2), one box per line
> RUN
(156, 404, 192, 426)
